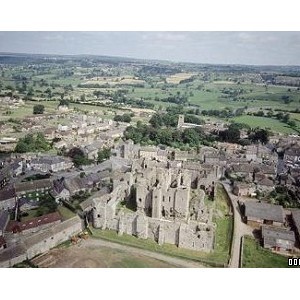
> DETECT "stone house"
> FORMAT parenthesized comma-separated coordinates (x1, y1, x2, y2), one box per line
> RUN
(44, 127, 56, 140)
(230, 163, 254, 181)
(261, 225, 295, 252)
(0, 210, 9, 236)
(50, 179, 70, 201)
(0, 216, 83, 267)
(14, 179, 53, 200)
(232, 182, 256, 197)
(255, 176, 275, 193)
(30, 156, 73, 173)
(291, 209, 300, 242)
(0, 172, 9, 190)
(0, 187, 16, 210)
(244, 145, 258, 161)
(284, 145, 300, 166)
(6, 212, 62, 234)
(10, 160, 23, 177)
(244, 201, 285, 228)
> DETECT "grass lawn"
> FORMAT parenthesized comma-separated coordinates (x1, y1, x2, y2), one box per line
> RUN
(57, 206, 76, 220)
(242, 236, 293, 268)
(232, 115, 298, 134)
(210, 184, 233, 264)
(21, 208, 39, 221)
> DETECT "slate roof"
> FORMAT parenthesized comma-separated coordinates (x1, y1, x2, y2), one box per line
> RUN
(244, 201, 284, 223)
(262, 225, 295, 248)
(0, 210, 9, 232)
(31, 156, 67, 165)
(256, 177, 274, 187)
(232, 163, 254, 173)
(0, 187, 16, 201)
(291, 209, 300, 235)
(14, 179, 53, 194)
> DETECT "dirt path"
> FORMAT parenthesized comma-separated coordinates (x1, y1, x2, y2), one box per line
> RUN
(82, 238, 206, 268)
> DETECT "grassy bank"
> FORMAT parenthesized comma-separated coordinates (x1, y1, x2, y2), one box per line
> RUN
(242, 236, 292, 268)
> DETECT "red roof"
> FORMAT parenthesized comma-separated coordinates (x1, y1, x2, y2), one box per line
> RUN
(6, 212, 62, 233)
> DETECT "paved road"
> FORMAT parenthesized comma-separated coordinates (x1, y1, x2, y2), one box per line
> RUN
(82, 237, 206, 268)
(221, 182, 254, 268)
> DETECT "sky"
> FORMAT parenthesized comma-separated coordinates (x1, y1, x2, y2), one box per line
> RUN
(0, 31, 300, 66)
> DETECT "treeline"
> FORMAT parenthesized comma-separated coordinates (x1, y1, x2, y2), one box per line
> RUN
(15, 133, 51, 153)
(149, 109, 204, 128)
(124, 122, 215, 149)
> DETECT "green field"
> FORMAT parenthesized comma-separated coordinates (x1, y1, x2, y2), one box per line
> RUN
(242, 236, 292, 268)
(232, 115, 298, 134)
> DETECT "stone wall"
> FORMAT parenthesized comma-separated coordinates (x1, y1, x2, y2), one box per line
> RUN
(0, 216, 83, 267)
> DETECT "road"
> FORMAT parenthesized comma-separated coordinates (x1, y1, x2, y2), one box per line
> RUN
(83, 237, 206, 268)
(221, 182, 254, 268)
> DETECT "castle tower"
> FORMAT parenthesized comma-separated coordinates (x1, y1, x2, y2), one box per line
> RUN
(177, 114, 184, 129)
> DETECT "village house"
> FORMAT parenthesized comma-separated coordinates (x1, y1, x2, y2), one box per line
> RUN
(43, 127, 56, 140)
(255, 176, 275, 193)
(6, 212, 62, 234)
(14, 179, 53, 200)
(261, 225, 295, 252)
(284, 144, 300, 166)
(50, 179, 70, 201)
(217, 142, 241, 154)
(0, 172, 9, 190)
(0, 187, 16, 210)
(0, 216, 83, 267)
(0, 210, 9, 237)
(83, 142, 103, 160)
(243, 201, 285, 228)
(30, 156, 73, 173)
(63, 172, 109, 196)
(232, 182, 256, 197)
(10, 159, 24, 177)
(18, 197, 39, 212)
(229, 163, 254, 181)
(291, 209, 300, 242)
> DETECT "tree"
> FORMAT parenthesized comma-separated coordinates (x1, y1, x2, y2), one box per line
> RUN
(67, 147, 91, 167)
(33, 104, 45, 115)
(114, 114, 132, 123)
(249, 128, 269, 144)
(59, 98, 70, 107)
(15, 133, 50, 153)
(97, 147, 111, 162)
(282, 113, 290, 124)
(218, 124, 241, 143)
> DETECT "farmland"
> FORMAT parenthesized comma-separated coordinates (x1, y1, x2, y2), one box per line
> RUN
(1, 53, 300, 137)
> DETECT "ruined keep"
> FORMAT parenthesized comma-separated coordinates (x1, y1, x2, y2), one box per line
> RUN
(92, 158, 214, 252)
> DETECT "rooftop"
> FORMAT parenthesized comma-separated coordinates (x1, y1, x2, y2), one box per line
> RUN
(262, 225, 295, 248)
(6, 212, 62, 233)
(0, 210, 9, 232)
(291, 209, 300, 234)
(244, 201, 284, 223)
